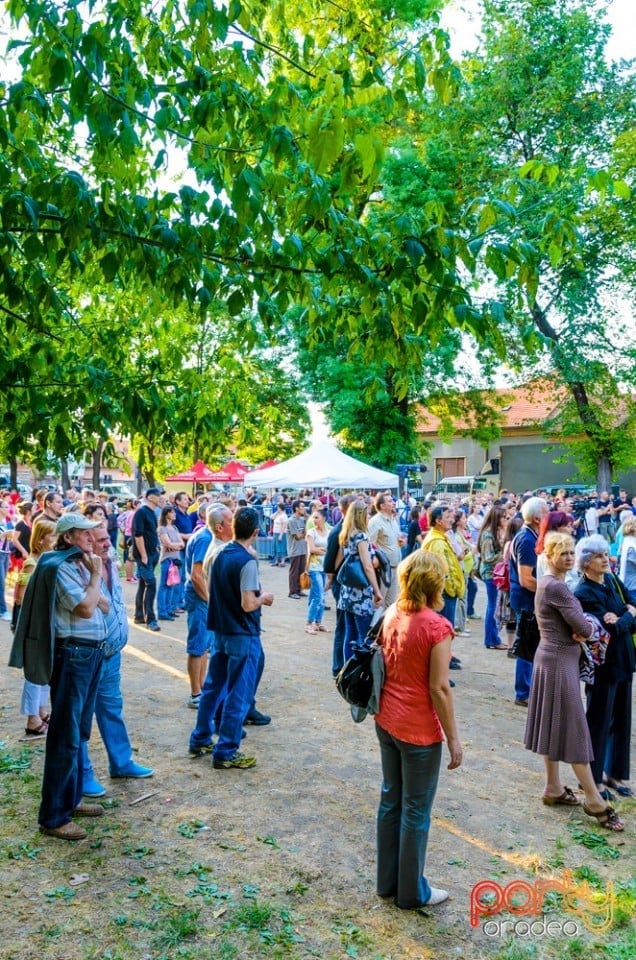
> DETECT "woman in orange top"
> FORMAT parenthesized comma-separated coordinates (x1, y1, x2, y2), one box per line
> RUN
(375, 550, 463, 910)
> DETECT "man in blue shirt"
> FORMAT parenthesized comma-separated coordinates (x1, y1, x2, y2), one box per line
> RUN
(189, 508, 273, 769)
(509, 497, 549, 706)
(184, 503, 232, 708)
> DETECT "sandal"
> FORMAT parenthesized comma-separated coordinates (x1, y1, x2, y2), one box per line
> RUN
(583, 803, 624, 832)
(306, 625, 318, 635)
(542, 786, 580, 806)
(25, 722, 48, 736)
(316, 624, 329, 632)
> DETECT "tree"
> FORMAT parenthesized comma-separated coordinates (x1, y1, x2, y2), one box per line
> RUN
(439, 0, 636, 489)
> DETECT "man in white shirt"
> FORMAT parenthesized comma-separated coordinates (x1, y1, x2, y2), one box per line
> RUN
(368, 492, 403, 607)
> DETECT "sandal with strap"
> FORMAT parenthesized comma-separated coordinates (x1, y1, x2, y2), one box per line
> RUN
(25, 722, 48, 736)
(583, 804, 624, 832)
(542, 786, 580, 806)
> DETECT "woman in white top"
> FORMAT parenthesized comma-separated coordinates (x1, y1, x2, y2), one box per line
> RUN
(618, 515, 636, 594)
(157, 505, 184, 619)
(305, 508, 331, 635)
(271, 502, 288, 567)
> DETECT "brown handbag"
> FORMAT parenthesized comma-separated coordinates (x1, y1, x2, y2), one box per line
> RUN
(300, 570, 310, 590)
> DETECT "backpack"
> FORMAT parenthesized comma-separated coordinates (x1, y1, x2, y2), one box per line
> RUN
(335, 615, 384, 710)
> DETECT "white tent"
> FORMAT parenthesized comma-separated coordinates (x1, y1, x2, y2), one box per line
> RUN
(244, 440, 399, 489)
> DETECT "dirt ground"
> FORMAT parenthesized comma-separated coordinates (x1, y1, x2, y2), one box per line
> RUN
(0, 562, 634, 960)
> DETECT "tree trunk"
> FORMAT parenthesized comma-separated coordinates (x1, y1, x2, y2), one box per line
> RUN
(9, 455, 17, 489)
(92, 438, 105, 491)
(596, 457, 613, 495)
(60, 459, 70, 491)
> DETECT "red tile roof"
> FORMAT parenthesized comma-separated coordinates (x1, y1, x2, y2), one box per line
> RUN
(418, 379, 568, 434)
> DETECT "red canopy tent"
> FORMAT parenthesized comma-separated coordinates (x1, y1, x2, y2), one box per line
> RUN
(220, 459, 249, 482)
(256, 459, 278, 470)
(164, 461, 231, 484)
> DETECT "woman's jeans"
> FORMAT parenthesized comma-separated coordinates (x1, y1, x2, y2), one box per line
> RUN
(466, 574, 478, 616)
(308, 570, 326, 623)
(157, 558, 178, 617)
(343, 610, 372, 660)
(484, 577, 501, 647)
(39, 639, 104, 829)
(0, 550, 9, 614)
(375, 724, 442, 908)
(274, 535, 287, 562)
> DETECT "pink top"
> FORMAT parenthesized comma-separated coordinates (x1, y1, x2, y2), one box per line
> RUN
(375, 606, 451, 745)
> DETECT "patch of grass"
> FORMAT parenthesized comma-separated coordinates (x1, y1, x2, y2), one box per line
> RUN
(4, 841, 41, 860)
(0, 748, 33, 774)
(153, 906, 200, 949)
(177, 819, 207, 838)
(44, 885, 76, 901)
(489, 941, 538, 960)
(567, 824, 620, 859)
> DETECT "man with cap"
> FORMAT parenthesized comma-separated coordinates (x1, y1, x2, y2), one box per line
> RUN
(10, 512, 109, 839)
(81, 523, 154, 797)
(132, 487, 162, 631)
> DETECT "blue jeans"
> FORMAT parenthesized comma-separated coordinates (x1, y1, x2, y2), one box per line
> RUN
(440, 594, 457, 630)
(190, 633, 259, 760)
(80, 652, 133, 784)
(466, 575, 478, 617)
(331, 581, 346, 676)
(0, 550, 9, 614)
(158, 558, 178, 617)
(343, 610, 372, 661)
(308, 570, 326, 623)
(0, 551, 9, 614)
(39, 639, 105, 829)
(483, 578, 501, 647)
(135, 556, 158, 623)
(375, 723, 442, 908)
(274, 535, 287, 562)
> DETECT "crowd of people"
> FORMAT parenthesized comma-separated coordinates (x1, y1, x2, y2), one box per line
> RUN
(1, 478, 633, 912)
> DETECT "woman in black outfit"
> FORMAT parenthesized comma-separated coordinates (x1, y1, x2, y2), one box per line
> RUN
(575, 535, 636, 800)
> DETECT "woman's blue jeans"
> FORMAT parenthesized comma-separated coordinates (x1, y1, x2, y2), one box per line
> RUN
(308, 570, 326, 623)
(39, 639, 104, 829)
(484, 577, 501, 647)
(0, 550, 9, 614)
(375, 723, 442, 908)
(343, 610, 372, 660)
(158, 558, 178, 617)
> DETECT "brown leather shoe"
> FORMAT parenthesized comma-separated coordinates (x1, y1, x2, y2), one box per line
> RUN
(40, 821, 87, 840)
(73, 802, 105, 818)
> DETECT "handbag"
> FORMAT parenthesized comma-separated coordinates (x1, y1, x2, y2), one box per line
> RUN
(336, 551, 369, 591)
(492, 559, 510, 591)
(300, 570, 310, 590)
(166, 561, 181, 587)
(335, 616, 385, 711)
(579, 613, 610, 685)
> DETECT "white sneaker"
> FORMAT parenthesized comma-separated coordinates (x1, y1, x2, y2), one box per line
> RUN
(0, 611, 11, 621)
(426, 887, 449, 906)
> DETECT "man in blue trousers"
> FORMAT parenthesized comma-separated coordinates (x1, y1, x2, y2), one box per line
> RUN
(81, 524, 154, 797)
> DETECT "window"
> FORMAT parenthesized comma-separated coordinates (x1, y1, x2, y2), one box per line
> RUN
(434, 458, 465, 482)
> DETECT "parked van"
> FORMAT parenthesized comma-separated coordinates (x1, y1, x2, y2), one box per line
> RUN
(100, 482, 135, 500)
(431, 475, 499, 499)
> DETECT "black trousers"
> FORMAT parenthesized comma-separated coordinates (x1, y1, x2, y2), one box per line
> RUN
(586, 673, 632, 783)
